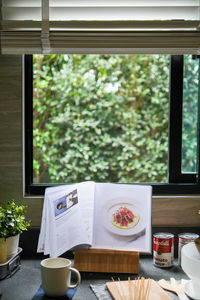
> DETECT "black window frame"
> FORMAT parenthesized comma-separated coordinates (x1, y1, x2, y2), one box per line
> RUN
(24, 54, 200, 196)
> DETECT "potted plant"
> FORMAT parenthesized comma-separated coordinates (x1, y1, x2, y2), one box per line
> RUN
(0, 200, 30, 263)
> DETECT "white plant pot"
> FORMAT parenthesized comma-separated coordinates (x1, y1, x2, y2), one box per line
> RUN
(6, 234, 19, 259)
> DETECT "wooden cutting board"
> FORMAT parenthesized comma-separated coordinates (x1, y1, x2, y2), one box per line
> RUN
(106, 279, 173, 300)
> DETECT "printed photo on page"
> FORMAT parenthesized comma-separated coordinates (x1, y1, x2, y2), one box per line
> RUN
(92, 183, 152, 253)
(53, 189, 78, 218)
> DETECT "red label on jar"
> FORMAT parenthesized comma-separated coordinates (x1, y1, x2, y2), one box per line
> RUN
(153, 233, 174, 267)
(153, 237, 174, 254)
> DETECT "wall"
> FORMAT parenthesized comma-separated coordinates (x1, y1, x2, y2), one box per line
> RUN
(0, 54, 199, 228)
(0, 55, 43, 227)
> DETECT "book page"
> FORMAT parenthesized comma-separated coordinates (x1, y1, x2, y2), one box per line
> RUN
(92, 183, 152, 253)
(37, 191, 47, 253)
(44, 194, 51, 255)
(37, 181, 95, 257)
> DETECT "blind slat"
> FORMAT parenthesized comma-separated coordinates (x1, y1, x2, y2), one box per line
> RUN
(2, 20, 200, 30)
(2, 8, 41, 21)
(3, 7, 198, 22)
(2, 0, 41, 7)
(3, 0, 199, 7)
(49, 0, 199, 7)
(50, 7, 199, 21)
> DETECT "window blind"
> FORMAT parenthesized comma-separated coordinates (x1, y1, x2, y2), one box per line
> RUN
(1, 0, 200, 54)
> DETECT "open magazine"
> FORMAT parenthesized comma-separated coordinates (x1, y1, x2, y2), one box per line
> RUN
(37, 182, 152, 257)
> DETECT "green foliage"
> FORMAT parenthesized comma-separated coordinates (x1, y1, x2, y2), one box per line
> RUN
(33, 54, 170, 183)
(182, 55, 199, 173)
(0, 201, 30, 238)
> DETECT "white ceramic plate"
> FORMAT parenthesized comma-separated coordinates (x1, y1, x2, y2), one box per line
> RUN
(103, 198, 145, 236)
(184, 280, 200, 300)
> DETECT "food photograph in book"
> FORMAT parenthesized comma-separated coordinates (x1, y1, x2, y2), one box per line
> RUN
(103, 199, 145, 237)
(53, 189, 78, 218)
(93, 184, 152, 253)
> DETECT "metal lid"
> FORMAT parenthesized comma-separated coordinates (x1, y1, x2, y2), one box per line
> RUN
(178, 233, 199, 240)
(153, 232, 174, 239)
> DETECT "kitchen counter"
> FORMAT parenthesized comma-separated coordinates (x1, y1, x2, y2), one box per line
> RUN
(0, 257, 189, 300)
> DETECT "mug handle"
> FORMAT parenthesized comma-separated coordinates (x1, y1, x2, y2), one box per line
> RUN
(68, 267, 81, 288)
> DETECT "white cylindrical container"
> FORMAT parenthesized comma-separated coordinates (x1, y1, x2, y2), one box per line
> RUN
(178, 233, 199, 266)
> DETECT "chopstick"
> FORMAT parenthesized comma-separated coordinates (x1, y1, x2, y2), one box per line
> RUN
(138, 277, 143, 300)
(128, 277, 134, 300)
(118, 278, 126, 300)
(111, 277, 125, 300)
(143, 278, 151, 300)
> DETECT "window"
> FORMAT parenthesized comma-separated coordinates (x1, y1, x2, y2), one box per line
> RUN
(169, 55, 200, 185)
(24, 54, 200, 195)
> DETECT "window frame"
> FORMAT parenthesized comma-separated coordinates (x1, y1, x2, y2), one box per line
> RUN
(24, 54, 200, 196)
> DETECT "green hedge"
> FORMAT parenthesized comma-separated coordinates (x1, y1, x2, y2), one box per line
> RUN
(33, 54, 170, 183)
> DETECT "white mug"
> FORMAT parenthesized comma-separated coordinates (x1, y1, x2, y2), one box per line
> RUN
(41, 257, 81, 297)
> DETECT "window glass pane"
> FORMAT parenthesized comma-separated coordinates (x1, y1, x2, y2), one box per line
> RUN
(182, 55, 199, 173)
(33, 54, 169, 184)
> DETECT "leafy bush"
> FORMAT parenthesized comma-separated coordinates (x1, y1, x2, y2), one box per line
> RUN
(33, 54, 170, 183)
(182, 55, 198, 173)
(0, 201, 30, 238)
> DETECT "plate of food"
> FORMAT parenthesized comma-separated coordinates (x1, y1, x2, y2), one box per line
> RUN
(103, 199, 145, 236)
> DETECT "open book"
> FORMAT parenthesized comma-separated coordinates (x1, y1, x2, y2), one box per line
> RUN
(37, 182, 152, 257)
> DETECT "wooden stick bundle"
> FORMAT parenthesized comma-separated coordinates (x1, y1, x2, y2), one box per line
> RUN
(111, 277, 152, 300)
